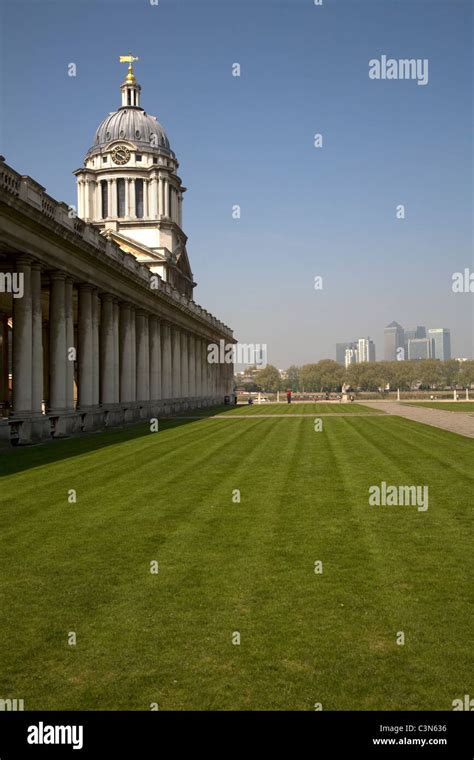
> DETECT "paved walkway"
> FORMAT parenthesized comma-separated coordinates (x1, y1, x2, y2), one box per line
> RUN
(360, 402, 474, 438)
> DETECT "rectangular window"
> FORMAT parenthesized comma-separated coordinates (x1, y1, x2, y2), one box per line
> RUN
(136, 154, 142, 162)
(102, 156, 107, 163)
(135, 179, 144, 219)
(101, 180, 108, 219)
(117, 178, 125, 218)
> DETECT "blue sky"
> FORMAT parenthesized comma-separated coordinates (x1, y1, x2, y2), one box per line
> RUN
(1, 0, 472, 364)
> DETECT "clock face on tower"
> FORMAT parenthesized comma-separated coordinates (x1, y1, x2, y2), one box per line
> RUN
(111, 146, 131, 165)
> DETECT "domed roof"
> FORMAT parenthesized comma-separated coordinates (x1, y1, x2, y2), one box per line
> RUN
(87, 107, 173, 157)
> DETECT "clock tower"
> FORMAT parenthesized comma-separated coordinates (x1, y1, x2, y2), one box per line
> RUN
(74, 57, 194, 298)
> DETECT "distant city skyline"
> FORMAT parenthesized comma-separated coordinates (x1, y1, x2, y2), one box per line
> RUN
(336, 321, 455, 365)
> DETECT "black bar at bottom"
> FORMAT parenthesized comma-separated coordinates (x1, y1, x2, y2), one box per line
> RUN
(0, 710, 472, 758)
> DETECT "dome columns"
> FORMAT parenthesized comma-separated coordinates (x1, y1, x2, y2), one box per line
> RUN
(120, 81, 141, 108)
(77, 172, 185, 225)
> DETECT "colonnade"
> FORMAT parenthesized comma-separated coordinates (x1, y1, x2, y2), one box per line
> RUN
(78, 174, 182, 225)
(7, 255, 233, 442)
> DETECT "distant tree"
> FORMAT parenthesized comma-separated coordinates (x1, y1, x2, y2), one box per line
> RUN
(458, 360, 474, 387)
(255, 364, 281, 392)
(345, 362, 370, 389)
(390, 361, 417, 390)
(300, 364, 321, 392)
(286, 365, 301, 392)
(316, 360, 345, 390)
(440, 359, 461, 388)
(416, 360, 445, 388)
(299, 361, 344, 391)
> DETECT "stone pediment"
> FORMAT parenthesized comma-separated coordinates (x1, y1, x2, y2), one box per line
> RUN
(102, 229, 167, 264)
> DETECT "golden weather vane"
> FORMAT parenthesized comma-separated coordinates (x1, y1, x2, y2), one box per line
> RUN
(119, 54, 139, 83)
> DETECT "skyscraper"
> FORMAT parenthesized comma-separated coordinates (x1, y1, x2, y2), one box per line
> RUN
(336, 341, 356, 365)
(408, 338, 432, 360)
(345, 348, 358, 368)
(428, 328, 451, 360)
(404, 326, 426, 356)
(357, 337, 376, 363)
(384, 321, 404, 361)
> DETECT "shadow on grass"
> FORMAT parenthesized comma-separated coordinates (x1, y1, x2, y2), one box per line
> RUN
(0, 404, 238, 478)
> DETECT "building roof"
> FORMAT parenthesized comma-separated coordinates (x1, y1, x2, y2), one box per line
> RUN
(87, 107, 173, 158)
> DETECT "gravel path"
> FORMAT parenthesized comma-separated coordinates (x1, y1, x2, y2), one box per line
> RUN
(360, 402, 474, 438)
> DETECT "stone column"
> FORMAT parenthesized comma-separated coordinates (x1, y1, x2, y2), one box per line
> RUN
(193, 337, 200, 397)
(157, 177, 162, 216)
(216, 362, 221, 397)
(206, 346, 216, 396)
(12, 257, 33, 414)
(151, 176, 158, 217)
(113, 300, 120, 403)
(130, 306, 136, 402)
(31, 262, 43, 414)
(77, 284, 94, 408)
(96, 181, 102, 220)
(149, 316, 161, 400)
(170, 187, 175, 222)
(143, 179, 149, 218)
(200, 340, 206, 397)
(228, 362, 233, 395)
(84, 180, 91, 220)
(119, 302, 132, 403)
(136, 309, 150, 402)
(124, 178, 129, 218)
(99, 293, 115, 405)
(180, 331, 189, 397)
(65, 278, 75, 412)
(107, 180, 112, 218)
(205, 340, 212, 397)
(128, 179, 135, 218)
(198, 338, 205, 397)
(91, 290, 100, 406)
(164, 178, 170, 217)
(77, 181, 84, 218)
(188, 334, 196, 398)
(161, 322, 172, 399)
(111, 178, 117, 217)
(49, 271, 67, 413)
(210, 360, 216, 399)
(171, 326, 181, 398)
(222, 362, 228, 396)
(42, 318, 49, 408)
(0, 313, 9, 408)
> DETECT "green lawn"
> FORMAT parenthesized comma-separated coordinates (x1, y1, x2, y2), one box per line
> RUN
(0, 411, 472, 710)
(405, 402, 474, 413)
(181, 402, 383, 415)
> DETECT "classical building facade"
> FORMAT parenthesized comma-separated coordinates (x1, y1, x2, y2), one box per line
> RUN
(0, 62, 234, 445)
